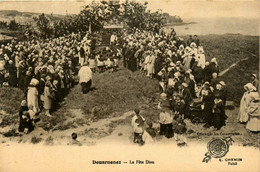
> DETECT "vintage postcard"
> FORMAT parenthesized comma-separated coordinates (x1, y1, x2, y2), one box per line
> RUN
(0, 0, 259, 171)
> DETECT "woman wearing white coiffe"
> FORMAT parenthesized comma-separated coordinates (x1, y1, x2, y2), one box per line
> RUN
(246, 92, 260, 132)
(182, 54, 192, 71)
(238, 83, 257, 123)
(143, 53, 151, 75)
(147, 54, 156, 78)
(27, 78, 40, 113)
(197, 46, 206, 69)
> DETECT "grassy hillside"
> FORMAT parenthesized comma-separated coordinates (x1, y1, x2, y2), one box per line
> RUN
(38, 67, 161, 131)
(200, 34, 259, 71)
(220, 55, 259, 105)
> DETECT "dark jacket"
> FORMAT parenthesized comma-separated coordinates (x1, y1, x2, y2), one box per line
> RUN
(18, 106, 33, 132)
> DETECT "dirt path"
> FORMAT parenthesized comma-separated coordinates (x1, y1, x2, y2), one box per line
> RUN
(219, 57, 249, 76)
(96, 100, 259, 147)
(0, 109, 135, 146)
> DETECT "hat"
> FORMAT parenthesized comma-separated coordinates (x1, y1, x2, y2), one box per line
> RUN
(169, 62, 175, 67)
(21, 100, 27, 107)
(216, 84, 222, 90)
(46, 75, 52, 81)
(29, 78, 39, 86)
(211, 58, 217, 64)
(190, 42, 197, 48)
(186, 69, 192, 74)
(244, 83, 256, 92)
(204, 81, 210, 85)
(182, 83, 188, 87)
(219, 81, 226, 86)
(251, 74, 257, 78)
(174, 72, 181, 78)
(26, 70, 32, 75)
(160, 93, 167, 99)
(212, 73, 218, 78)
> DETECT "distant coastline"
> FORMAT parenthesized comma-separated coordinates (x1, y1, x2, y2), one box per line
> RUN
(165, 22, 197, 27)
(165, 17, 259, 36)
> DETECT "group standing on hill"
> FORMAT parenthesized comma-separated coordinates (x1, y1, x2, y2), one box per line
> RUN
(0, 33, 88, 133)
(0, 30, 122, 134)
(0, 26, 258, 139)
(124, 28, 231, 145)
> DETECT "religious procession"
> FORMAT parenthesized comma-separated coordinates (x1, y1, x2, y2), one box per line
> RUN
(0, 1, 259, 147)
(0, 25, 259, 145)
(122, 28, 259, 145)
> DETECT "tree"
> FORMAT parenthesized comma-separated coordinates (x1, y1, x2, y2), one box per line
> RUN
(78, 1, 114, 33)
(121, 1, 147, 29)
(23, 23, 38, 40)
(22, 1, 170, 40)
(121, 1, 165, 31)
(146, 10, 166, 33)
(0, 21, 8, 29)
(9, 20, 19, 30)
(33, 13, 54, 39)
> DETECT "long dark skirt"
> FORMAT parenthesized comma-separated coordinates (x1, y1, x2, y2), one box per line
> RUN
(19, 118, 33, 133)
(203, 108, 213, 127)
(160, 123, 173, 138)
(9, 74, 17, 87)
(212, 111, 226, 130)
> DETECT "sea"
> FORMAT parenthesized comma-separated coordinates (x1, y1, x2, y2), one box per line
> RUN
(165, 17, 259, 36)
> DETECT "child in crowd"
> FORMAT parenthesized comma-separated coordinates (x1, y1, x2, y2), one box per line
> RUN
(18, 100, 33, 134)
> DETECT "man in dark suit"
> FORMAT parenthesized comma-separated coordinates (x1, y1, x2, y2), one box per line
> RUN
(193, 35, 200, 46)
(203, 62, 212, 82)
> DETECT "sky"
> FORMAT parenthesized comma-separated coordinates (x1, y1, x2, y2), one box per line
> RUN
(0, 0, 259, 19)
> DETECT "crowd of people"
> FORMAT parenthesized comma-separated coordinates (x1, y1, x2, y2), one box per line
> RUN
(0, 26, 259, 141)
(78, 32, 122, 73)
(0, 30, 123, 134)
(123, 28, 232, 145)
(0, 32, 89, 133)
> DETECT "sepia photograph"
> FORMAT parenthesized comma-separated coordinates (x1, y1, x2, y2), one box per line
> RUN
(0, 0, 259, 171)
